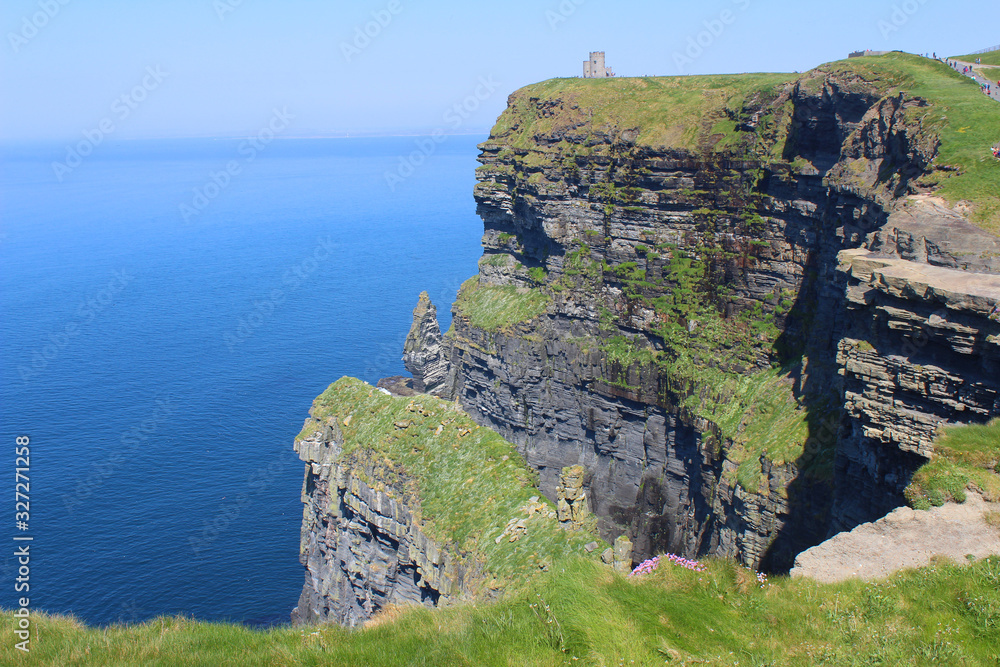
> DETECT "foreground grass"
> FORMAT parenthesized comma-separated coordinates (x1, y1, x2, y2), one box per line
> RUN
(906, 418, 1000, 509)
(5, 555, 999, 665)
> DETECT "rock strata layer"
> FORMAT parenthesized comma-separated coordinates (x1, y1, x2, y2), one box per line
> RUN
(291, 423, 473, 626)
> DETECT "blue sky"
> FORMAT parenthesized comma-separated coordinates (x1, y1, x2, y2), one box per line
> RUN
(2, 0, 997, 141)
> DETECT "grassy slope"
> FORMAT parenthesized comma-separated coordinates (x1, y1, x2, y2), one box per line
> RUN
(951, 49, 1000, 66)
(905, 418, 1000, 509)
(840, 54, 1000, 233)
(299, 377, 600, 581)
(6, 555, 999, 665)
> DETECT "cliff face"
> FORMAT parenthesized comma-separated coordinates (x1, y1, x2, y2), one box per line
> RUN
(291, 378, 604, 626)
(292, 433, 473, 626)
(833, 241, 1000, 529)
(405, 56, 1000, 570)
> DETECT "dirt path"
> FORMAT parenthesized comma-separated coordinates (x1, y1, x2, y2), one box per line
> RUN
(790, 492, 1000, 583)
(949, 58, 1000, 102)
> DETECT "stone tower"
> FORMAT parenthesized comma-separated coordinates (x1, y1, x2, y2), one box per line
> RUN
(583, 51, 614, 78)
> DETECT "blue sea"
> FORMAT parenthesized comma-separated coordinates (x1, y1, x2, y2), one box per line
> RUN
(0, 136, 485, 626)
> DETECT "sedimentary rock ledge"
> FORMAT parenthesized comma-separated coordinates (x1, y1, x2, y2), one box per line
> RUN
(791, 493, 1000, 583)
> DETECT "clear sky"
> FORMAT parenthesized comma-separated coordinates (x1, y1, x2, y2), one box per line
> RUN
(2, 0, 997, 141)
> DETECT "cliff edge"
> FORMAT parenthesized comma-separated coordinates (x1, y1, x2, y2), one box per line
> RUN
(290, 377, 605, 626)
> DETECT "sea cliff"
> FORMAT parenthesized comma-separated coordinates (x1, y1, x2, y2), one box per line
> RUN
(296, 52, 1000, 624)
(404, 52, 1000, 570)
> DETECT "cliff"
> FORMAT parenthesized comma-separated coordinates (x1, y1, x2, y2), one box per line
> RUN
(290, 378, 606, 626)
(403, 52, 1000, 571)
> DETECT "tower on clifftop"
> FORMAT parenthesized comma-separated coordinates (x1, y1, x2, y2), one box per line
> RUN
(583, 51, 614, 78)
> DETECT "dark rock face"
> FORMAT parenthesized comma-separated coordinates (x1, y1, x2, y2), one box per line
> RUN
(403, 72, 1000, 571)
(291, 422, 477, 626)
(438, 299, 830, 570)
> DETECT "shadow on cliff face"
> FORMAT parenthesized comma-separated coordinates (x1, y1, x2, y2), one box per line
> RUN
(756, 178, 869, 572)
(610, 473, 679, 563)
(757, 364, 841, 573)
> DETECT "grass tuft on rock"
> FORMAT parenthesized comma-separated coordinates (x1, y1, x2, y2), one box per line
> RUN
(906, 418, 1000, 509)
(452, 275, 550, 331)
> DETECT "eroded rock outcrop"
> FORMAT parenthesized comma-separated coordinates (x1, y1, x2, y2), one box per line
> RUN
(831, 245, 1000, 528)
(403, 291, 452, 396)
(556, 465, 589, 528)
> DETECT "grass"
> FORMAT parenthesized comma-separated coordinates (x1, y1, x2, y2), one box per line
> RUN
(831, 53, 1000, 233)
(599, 335, 658, 370)
(6, 554, 1000, 665)
(479, 253, 511, 268)
(453, 276, 550, 331)
(905, 418, 1000, 510)
(952, 48, 1000, 67)
(489, 71, 794, 151)
(298, 377, 602, 582)
(693, 364, 835, 492)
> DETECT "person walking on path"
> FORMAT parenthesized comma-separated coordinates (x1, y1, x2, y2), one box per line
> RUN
(951, 58, 1000, 103)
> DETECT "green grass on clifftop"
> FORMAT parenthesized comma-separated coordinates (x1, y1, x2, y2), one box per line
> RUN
(491, 71, 793, 151)
(951, 49, 1000, 67)
(905, 418, 1000, 509)
(843, 53, 1000, 233)
(6, 555, 999, 665)
(489, 52, 1000, 233)
(452, 275, 550, 332)
(298, 377, 599, 581)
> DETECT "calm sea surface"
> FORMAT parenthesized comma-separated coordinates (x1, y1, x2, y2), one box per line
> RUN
(0, 136, 485, 626)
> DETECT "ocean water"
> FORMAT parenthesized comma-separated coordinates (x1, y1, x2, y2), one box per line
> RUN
(0, 136, 485, 626)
